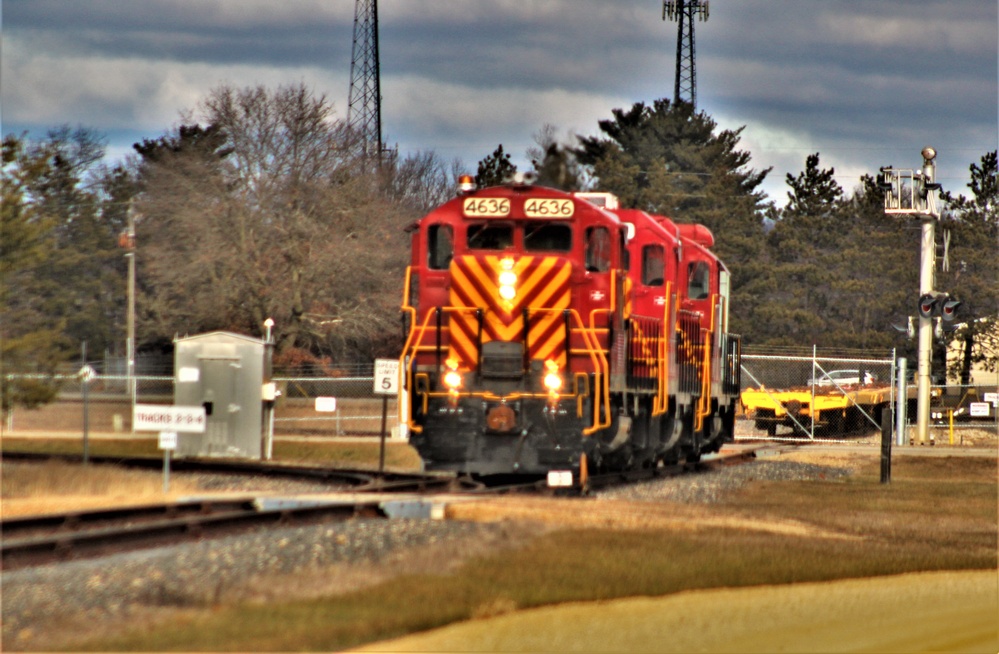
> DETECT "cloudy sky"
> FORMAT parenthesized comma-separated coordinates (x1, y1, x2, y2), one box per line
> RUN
(3, 0, 996, 205)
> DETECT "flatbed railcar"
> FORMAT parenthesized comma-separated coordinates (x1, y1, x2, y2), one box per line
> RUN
(398, 175, 740, 485)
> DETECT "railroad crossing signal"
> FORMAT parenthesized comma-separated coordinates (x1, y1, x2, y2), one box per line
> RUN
(917, 293, 961, 320)
(882, 147, 944, 447)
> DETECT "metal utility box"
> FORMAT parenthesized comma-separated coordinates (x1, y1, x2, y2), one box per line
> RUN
(174, 331, 264, 458)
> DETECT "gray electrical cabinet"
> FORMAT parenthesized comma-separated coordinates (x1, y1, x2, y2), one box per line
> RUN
(174, 331, 264, 458)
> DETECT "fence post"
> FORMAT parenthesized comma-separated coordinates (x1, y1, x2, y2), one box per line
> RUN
(379, 396, 388, 474)
(880, 406, 892, 484)
(895, 357, 907, 446)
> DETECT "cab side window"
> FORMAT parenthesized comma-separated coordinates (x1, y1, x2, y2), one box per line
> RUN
(585, 227, 611, 272)
(642, 245, 665, 286)
(427, 224, 453, 270)
(687, 261, 711, 300)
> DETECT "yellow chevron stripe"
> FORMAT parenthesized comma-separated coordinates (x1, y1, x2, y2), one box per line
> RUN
(446, 255, 573, 367)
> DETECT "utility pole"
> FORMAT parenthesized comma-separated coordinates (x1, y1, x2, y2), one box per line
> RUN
(881, 147, 958, 446)
(121, 204, 138, 431)
(663, 0, 709, 107)
(347, 0, 382, 165)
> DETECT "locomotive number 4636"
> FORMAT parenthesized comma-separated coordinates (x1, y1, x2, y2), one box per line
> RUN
(463, 197, 510, 217)
(525, 198, 574, 218)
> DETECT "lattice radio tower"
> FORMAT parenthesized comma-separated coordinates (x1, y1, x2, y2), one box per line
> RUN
(663, 0, 709, 107)
(347, 0, 382, 163)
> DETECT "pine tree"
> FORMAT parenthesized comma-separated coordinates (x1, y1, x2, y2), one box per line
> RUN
(475, 144, 517, 188)
(575, 98, 771, 340)
(939, 151, 999, 382)
(1, 134, 71, 413)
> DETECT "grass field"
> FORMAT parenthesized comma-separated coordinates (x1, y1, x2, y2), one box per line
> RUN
(4, 441, 994, 652)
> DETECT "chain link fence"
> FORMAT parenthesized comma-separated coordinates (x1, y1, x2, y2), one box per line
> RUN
(3, 371, 395, 438)
(738, 349, 897, 441)
(738, 347, 998, 442)
(4, 355, 995, 442)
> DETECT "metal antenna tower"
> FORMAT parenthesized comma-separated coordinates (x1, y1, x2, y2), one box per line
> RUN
(347, 0, 382, 162)
(663, 0, 709, 106)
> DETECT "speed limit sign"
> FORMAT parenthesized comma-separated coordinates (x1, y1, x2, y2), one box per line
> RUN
(373, 358, 399, 395)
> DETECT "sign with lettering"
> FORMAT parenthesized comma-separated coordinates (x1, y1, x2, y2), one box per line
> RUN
(374, 358, 399, 395)
(969, 402, 991, 417)
(134, 404, 206, 433)
(159, 431, 178, 449)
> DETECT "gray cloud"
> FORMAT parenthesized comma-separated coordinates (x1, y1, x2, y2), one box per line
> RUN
(3, 0, 995, 204)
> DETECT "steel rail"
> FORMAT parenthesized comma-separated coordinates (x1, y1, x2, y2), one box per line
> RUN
(1, 498, 385, 571)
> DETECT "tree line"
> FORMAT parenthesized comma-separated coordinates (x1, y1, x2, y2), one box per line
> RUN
(3, 84, 996, 413)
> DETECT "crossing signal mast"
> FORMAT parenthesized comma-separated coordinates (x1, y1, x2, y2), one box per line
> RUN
(663, 0, 709, 107)
(880, 147, 960, 446)
(347, 0, 383, 165)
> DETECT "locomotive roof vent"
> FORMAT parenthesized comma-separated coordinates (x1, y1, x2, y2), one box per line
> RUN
(505, 171, 538, 187)
(573, 192, 620, 210)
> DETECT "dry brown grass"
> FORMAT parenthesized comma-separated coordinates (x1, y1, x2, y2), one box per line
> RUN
(1, 460, 207, 518)
(5, 444, 996, 652)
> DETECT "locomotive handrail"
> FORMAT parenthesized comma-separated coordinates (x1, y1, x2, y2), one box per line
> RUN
(623, 282, 675, 418)
(695, 297, 719, 433)
(656, 283, 675, 416)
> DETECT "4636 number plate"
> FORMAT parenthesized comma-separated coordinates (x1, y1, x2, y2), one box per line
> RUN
(463, 197, 510, 217)
(524, 198, 574, 218)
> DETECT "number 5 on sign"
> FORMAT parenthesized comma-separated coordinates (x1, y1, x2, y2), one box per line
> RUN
(374, 359, 399, 395)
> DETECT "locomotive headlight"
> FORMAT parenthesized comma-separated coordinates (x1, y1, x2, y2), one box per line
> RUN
(443, 358, 462, 390)
(498, 258, 518, 301)
(443, 369, 462, 389)
(543, 359, 563, 392)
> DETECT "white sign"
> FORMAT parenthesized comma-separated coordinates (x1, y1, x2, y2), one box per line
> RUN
(984, 392, 998, 406)
(78, 365, 97, 383)
(177, 367, 200, 383)
(547, 470, 573, 488)
(159, 431, 178, 450)
(315, 397, 337, 412)
(969, 402, 991, 417)
(134, 404, 207, 433)
(374, 358, 399, 395)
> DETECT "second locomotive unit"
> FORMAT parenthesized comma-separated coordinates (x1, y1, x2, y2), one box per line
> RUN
(399, 175, 740, 484)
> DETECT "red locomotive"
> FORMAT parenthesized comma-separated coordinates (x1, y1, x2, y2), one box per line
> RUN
(399, 175, 741, 485)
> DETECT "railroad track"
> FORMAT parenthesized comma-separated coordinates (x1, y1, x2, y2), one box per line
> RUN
(0, 449, 488, 492)
(1, 445, 765, 570)
(0, 496, 397, 571)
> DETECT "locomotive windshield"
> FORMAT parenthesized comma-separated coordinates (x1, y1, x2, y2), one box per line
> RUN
(524, 223, 571, 252)
(465, 222, 572, 252)
(467, 224, 513, 250)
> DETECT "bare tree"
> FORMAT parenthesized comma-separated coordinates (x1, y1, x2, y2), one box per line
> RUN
(133, 83, 416, 362)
